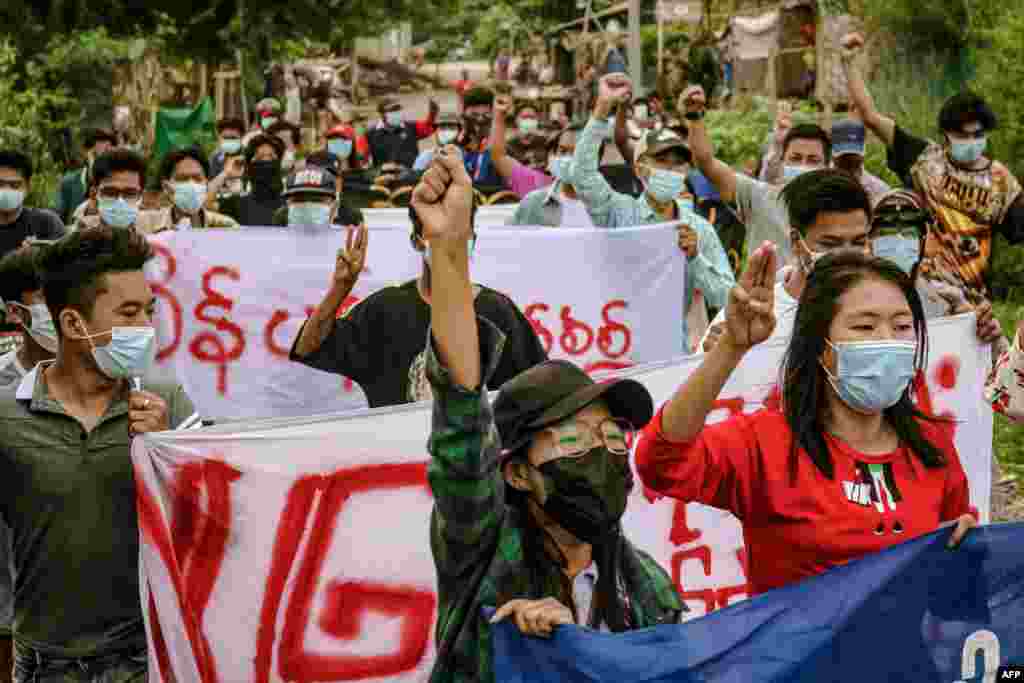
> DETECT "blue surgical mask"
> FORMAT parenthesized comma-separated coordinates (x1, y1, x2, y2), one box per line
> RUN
(172, 182, 207, 214)
(783, 164, 817, 182)
(548, 156, 574, 181)
(11, 302, 58, 353)
(288, 202, 332, 227)
(386, 111, 403, 128)
(79, 322, 157, 380)
(823, 340, 917, 414)
(221, 139, 242, 155)
(328, 138, 353, 159)
(872, 235, 921, 275)
(0, 188, 25, 211)
(437, 129, 458, 145)
(98, 197, 140, 228)
(645, 168, 688, 203)
(949, 136, 987, 164)
(261, 116, 278, 130)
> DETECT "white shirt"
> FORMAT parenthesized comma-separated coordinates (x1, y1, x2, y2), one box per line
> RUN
(701, 265, 800, 349)
(572, 561, 606, 630)
(0, 351, 28, 388)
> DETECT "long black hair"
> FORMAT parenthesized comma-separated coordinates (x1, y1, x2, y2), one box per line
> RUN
(781, 250, 949, 481)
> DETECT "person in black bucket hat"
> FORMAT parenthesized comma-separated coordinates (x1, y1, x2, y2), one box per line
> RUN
(409, 146, 684, 683)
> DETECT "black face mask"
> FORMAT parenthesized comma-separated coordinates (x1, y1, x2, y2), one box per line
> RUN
(248, 160, 281, 190)
(532, 447, 633, 544)
(462, 114, 492, 143)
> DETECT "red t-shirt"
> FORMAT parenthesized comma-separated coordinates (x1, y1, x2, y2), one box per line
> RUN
(635, 407, 975, 595)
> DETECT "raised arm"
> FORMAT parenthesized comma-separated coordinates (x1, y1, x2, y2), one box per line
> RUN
(488, 95, 518, 183)
(571, 73, 633, 222)
(840, 32, 895, 148)
(681, 86, 738, 203)
(613, 100, 635, 166)
(661, 243, 776, 441)
(412, 147, 511, 579)
(414, 99, 440, 140)
(292, 224, 367, 360)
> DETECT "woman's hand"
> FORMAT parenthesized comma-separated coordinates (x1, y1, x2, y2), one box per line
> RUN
(722, 242, 778, 351)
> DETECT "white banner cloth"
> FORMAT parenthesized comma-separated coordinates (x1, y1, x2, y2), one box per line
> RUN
(135, 314, 992, 682)
(145, 223, 686, 421)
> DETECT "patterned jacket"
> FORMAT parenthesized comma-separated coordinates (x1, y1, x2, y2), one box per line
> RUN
(425, 316, 685, 683)
(985, 327, 1024, 422)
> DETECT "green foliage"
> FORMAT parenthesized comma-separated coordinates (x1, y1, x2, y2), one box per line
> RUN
(0, 40, 75, 207)
(975, 11, 1024, 180)
(704, 105, 773, 169)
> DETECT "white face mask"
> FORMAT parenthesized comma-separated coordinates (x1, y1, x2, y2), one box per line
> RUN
(11, 302, 58, 353)
(437, 128, 459, 145)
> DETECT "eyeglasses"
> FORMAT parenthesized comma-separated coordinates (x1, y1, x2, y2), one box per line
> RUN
(544, 418, 634, 458)
(97, 187, 142, 202)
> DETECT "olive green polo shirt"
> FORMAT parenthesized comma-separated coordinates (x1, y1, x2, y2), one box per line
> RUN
(0, 361, 194, 657)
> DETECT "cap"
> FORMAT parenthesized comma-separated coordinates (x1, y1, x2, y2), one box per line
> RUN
(493, 360, 654, 458)
(635, 127, 691, 162)
(872, 189, 931, 226)
(283, 166, 337, 198)
(832, 118, 866, 158)
(256, 98, 282, 115)
(325, 124, 356, 139)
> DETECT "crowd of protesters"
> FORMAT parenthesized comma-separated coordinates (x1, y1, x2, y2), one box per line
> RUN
(0, 29, 1022, 683)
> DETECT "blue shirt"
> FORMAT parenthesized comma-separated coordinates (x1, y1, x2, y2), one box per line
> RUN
(572, 117, 736, 349)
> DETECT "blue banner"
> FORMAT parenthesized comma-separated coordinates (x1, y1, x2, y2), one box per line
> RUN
(491, 524, 1024, 682)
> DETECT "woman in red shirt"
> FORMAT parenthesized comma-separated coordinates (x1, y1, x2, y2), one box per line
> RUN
(636, 244, 978, 596)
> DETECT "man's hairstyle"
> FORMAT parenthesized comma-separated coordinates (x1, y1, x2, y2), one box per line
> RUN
(159, 146, 210, 181)
(91, 149, 147, 189)
(0, 150, 32, 182)
(216, 117, 246, 135)
(38, 225, 153, 335)
(377, 98, 399, 113)
(938, 91, 997, 134)
(779, 168, 872, 236)
(245, 134, 285, 163)
(463, 87, 495, 109)
(0, 243, 44, 306)
(82, 128, 118, 151)
(266, 120, 302, 145)
(782, 124, 832, 164)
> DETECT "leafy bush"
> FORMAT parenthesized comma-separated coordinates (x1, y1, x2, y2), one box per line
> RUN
(0, 40, 74, 208)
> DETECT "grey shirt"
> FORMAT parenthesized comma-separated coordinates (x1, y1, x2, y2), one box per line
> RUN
(735, 173, 792, 269)
(0, 362, 194, 656)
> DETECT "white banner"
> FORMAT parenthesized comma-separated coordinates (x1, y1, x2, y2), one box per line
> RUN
(362, 206, 518, 229)
(144, 224, 686, 420)
(134, 314, 992, 683)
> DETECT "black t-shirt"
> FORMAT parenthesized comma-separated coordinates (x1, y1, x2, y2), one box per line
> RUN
(367, 123, 421, 169)
(290, 280, 548, 408)
(0, 208, 67, 260)
(219, 193, 286, 227)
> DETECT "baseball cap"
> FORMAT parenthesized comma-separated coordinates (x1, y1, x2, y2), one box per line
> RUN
(635, 127, 691, 163)
(494, 360, 654, 458)
(283, 166, 337, 199)
(832, 119, 867, 158)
